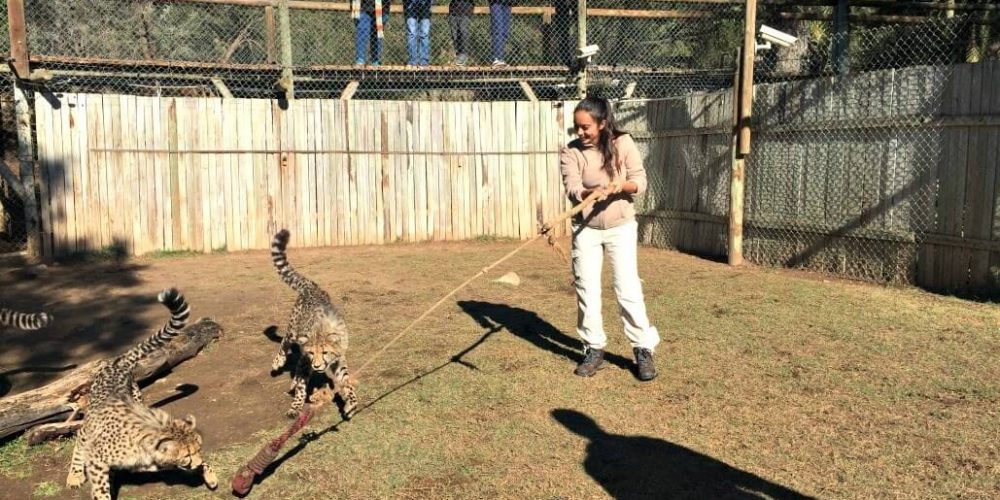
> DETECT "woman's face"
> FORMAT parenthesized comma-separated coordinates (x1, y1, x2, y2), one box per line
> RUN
(574, 110, 605, 147)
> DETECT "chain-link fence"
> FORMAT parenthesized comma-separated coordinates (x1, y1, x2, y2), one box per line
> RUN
(625, 8, 996, 288)
(745, 15, 974, 284)
(2, 0, 998, 288)
(0, 80, 26, 253)
(0, 0, 745, 255)
(11, 0, 741, 101)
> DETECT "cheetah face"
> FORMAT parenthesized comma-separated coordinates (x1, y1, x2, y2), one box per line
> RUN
(299, 335, 341, 372)
(154, 415, 205, 469)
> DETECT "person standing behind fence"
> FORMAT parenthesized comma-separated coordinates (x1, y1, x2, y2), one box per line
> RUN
(449, 0, 474, 66)
(559, 97, 660, 381)
(552, 0, 575, 67)
(352, 0, 391, 66)
(405, 0, 432, 65)
(489, 0, 512, 67)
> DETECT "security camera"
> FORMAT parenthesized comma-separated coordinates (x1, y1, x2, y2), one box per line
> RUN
(759, 25, 798, 48)
(576, 44, 600, 59)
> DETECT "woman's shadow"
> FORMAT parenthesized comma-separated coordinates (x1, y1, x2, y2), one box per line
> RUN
(552, 409, 817, 500)
(456, 301, 634, 373)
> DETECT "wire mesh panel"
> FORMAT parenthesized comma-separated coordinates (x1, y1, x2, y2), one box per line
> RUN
(12, 0, 743, 101)
(620, 90, 733, 258)
(745, 16, 971, 284)
(3, 0, 997, 285)
(0, 186, 27, 254)
(0, 80, 27, 253)
(586, 0, 742, 100)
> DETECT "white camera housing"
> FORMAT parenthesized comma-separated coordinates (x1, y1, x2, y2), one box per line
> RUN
(577, 44, 600, 59)
(759, 25, 798, 48)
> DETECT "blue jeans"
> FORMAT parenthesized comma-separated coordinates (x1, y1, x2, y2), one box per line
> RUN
(355, 11, 389, 64)
(406, 16, 431, 65)
(490, 3, 511, 61)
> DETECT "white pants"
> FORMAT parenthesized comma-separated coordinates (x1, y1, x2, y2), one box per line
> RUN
(571, 219, 660, 352)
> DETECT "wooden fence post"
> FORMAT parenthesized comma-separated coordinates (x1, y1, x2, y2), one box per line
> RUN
(277, 0, 294, 101)
(737, 0, 756, 158)
(729, 0, 757, 266)
(7, 0, 29, 79)
(265, 5, 277, 64)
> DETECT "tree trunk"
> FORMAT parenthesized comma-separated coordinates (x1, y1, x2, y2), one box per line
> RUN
(0, 318, 222, 440)
(139, 1, 156, 60)
(775, 18, 813, 76)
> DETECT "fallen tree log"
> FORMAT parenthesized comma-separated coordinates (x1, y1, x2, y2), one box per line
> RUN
(0, 318, 222, 440)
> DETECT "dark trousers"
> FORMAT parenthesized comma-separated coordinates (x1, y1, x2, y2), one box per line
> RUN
(490, 3, 511, 61)
(449, 13, 470, 56)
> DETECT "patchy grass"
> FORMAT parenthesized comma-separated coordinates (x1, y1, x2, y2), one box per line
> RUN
(0, 437, 68, 481)
(1, 239, 999, 499)
(31, 481, 61, 497)
(473, 234, 519, 243)
(146, 249, 202, 259)
(58, 244, 129, 264)
(0, 438, 38, 479)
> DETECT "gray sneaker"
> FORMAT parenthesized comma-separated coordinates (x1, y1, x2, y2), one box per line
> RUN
(633, 347, 657, 381)
(574, 348, 607, 377)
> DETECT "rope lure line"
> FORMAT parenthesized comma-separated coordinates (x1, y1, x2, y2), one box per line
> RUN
(230, 187, 608, 496)
(355, 186, 606, 376)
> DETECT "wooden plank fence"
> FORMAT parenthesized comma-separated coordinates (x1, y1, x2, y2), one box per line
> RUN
(619, 61, 1000, 296)
(28, 62, 1000, 297)
(617, 91, 733, 258)
(33, 95, 574, 257)
(922, 61, 1000, 297)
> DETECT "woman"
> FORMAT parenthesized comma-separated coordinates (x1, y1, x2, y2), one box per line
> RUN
(559, 97, 660, 381)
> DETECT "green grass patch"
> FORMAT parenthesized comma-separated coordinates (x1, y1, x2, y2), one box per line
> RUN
(31, 481, 61, 497)
(146, 249, 202, 259)
(0, 438, 44, 480)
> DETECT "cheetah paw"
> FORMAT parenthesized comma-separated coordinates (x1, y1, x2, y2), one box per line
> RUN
(203, 467, 219, 490)
(341, 404, 357, 420)
(271, 356, 286, 373)
(66, 471, 85, 489)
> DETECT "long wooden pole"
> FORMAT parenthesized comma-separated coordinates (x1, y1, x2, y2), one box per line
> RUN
(737, 0, 756, 157)
(6, 0, 28, 79)
(277, 0, 294, 100)
(729, 0, 756, 266)
(576, 0, 587, 98)
(163, 0, 734, 17)
(265, 5, 277, 64)
(728, 48, 743, 267)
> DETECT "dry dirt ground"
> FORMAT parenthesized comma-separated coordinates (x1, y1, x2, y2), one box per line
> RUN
(0, 238, 998, 499)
